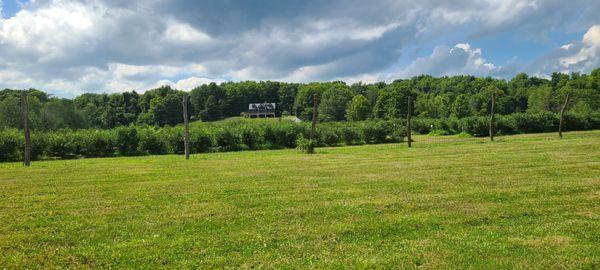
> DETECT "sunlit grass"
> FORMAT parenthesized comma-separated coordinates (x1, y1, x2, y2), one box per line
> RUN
(1, 131, 599, 268)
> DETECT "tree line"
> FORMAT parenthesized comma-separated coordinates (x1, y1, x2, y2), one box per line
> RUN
(1, 69, 599, 131)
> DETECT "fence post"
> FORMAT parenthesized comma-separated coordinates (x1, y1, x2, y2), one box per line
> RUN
(407, 96, 412, 148)
(489, 92, 495, 142)
(310, 94, 319, 141)
(21, 92, 31, 166)
(183, 93, 190, 160)
(559, 93, 570, 139)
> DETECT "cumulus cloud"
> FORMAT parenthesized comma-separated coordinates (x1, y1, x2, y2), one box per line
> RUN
(388, 43, 497, 79)
(164, 20, 212, 44)
(0, 0, 599, 96)
(156, 77, 225, 91)
(527, 24, 600, 76)
(558, 25, 600, 71)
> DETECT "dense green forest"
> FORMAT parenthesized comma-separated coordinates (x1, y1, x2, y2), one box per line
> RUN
(1, 69, 599, 131)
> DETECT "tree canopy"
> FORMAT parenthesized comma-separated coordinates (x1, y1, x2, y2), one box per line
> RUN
(1, 69, 599, 131)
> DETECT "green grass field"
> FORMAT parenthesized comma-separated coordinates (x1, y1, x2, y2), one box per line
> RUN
(1, 131, 599, 268)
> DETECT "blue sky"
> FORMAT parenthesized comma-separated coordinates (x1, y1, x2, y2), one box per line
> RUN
(0, 0, 24, 18)
(0, 0, 599, 97)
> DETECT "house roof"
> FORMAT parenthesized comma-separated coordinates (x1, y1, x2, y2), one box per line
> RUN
(248, 103, 276, 110)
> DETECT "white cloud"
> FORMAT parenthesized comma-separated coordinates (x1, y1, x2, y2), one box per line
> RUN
(427, 0, 539, 31)
(0, 0, 599, 96)
(332, 73, 383, 85)
(156, 77, 225, 91)
(0, 62, 223, 96)
(528, 24, 600, 75)
(299, 20, 402, 44)
(389, 43, 498, 79)
(280, 43, 500, 83)
(561, 44, 574, 50)
(559, 25, 600, 69)
(0, 0, 98, 57)
(281, 64, 332, 82)
(164, 20, 212, 43)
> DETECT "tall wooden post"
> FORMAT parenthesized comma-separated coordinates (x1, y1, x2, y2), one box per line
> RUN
(20, 92, 31, 166)
(489, 92, 495, 142)
(310, 94, 319, 141)
(407, 96, 412, 148)
(182, 94, 190, 160)
(559, 93, 570, 139)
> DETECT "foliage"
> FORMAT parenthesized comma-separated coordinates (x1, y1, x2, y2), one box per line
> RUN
(215, 127, 243, 152)
(0, 118, 411, 162)
(293, 82, 326, 120)
(148, 90, 184, 126)
(318, 83, 353, 122)
(339, 125, 363, 145)
(346, 94, 371, 121)
(0, 129, 22, 162)
(428, 129, 450, 136)
(188, 127, 215, 153)
(114, 126, 139, 156)
(77, 129, 114, 157)
(1, 69, 599, 130)
(296, 135, 315, 154)
(138, 127, 167, 155)
(199, 95, 221, 121)
(240, 126, 263, 150)
(373, 80, 413, 119)
(456, 131, 473, 138)
(0, 95, 22, 129)
(451, 94, 471, 118)
(2, 110, 599, 163)
(527, 85, 554, 113)
(415, 93, 449, 118)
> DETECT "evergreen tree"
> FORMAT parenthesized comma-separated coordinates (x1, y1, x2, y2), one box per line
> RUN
(200, 95, 221, 121)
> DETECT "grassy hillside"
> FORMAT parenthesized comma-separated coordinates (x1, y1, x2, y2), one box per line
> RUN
(1, 131, 599, 268)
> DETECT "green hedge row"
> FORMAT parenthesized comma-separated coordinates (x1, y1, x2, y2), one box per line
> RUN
(0, 119, 404, 162)
(411, 111, 600, 136)
(2, 111, 598, 162)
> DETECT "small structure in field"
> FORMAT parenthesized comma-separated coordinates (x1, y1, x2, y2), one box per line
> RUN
(247, 102, 276, 118)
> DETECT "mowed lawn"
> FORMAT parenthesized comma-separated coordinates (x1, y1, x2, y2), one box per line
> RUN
(1, 131, 599, 269)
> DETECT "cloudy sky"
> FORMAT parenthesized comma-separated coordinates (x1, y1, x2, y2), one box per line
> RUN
(1, 0, 599, 97)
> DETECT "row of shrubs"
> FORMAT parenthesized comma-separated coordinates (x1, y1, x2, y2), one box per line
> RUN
(1, 111, 598, 162)
(410, 111, 600, 136)
(0, 119, 405, 162)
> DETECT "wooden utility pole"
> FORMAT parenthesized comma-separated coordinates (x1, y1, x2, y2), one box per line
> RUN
(182, 94, 190, 160)
(407, 96, 412, 148)
(310, 94, 319, 141)
(20, 92, 31, 166)
(489, 92, 495, 142)
(559, 93, 570, 139)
